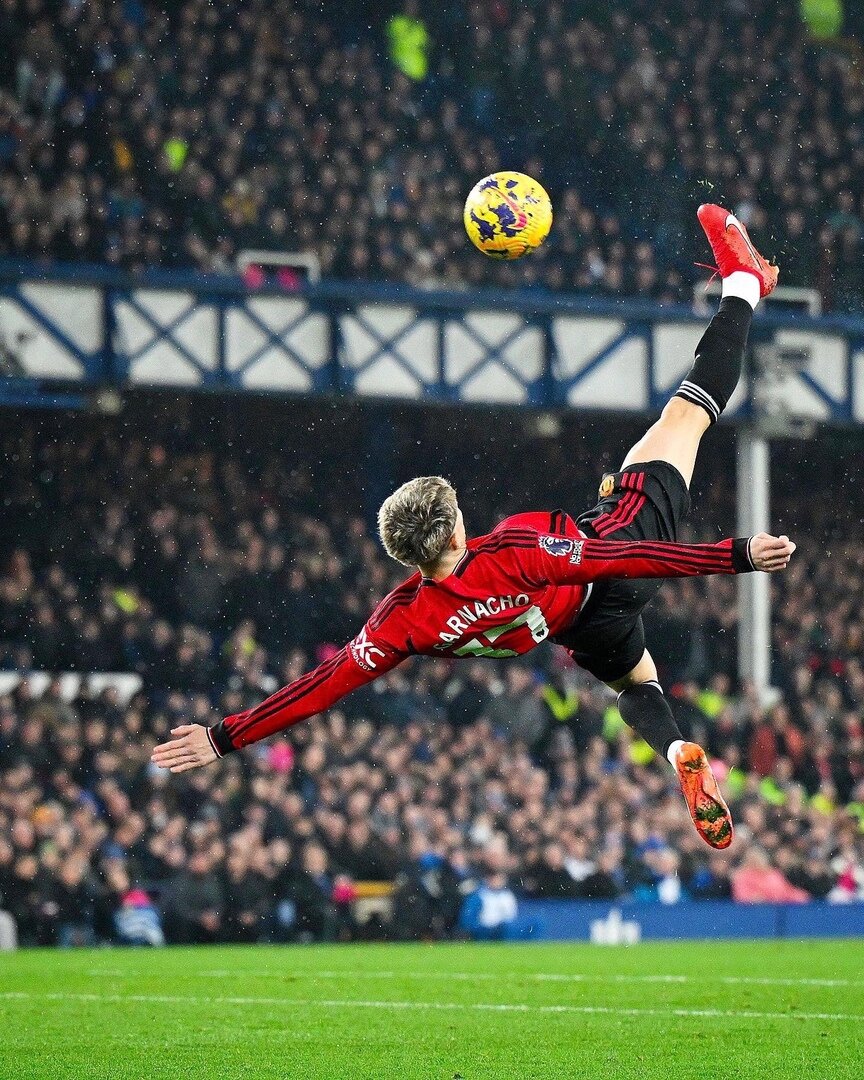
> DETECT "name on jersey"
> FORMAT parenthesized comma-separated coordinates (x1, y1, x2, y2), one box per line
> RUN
(539, 535, 584, 564)
(434, 593, 531, 648)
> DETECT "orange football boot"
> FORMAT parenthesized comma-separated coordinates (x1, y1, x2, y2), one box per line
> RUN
(697, 203, 779, 298)
(673, 741, 734, 849)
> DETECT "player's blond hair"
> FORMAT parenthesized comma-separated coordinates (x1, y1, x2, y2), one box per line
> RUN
(378, 476, 458, 568)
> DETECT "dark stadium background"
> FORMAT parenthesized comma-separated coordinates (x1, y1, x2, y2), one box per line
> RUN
(0, 0, 862, 954)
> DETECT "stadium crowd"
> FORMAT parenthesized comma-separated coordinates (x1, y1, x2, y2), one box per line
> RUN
(1, 0, 864, 308)
(0, 401, 862, 946)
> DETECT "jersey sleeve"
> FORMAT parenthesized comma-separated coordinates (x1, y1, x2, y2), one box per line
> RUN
(519, 531, 755, 587)
(208, 622, 407, 755)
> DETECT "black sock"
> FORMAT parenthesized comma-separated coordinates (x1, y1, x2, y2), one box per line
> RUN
(616, 681, 683, 760)
(674, 296, 753, 423)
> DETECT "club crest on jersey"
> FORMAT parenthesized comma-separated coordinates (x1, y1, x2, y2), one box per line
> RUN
(349, 628, 386, 671)
(539, 535, 575, 557)
(598, 475, 615, 499)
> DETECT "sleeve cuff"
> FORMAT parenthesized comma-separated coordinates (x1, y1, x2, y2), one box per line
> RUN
(731, 537, 757, 573)
(207, 722, 236, 757)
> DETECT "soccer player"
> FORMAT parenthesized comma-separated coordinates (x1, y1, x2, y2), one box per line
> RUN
(153, 205, 792, 849)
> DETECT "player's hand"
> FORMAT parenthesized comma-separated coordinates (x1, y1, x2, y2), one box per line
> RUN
(748, 532, 796, 572)
(151, 724, 218, 773)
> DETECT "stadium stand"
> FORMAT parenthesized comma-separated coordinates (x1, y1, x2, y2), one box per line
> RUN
(1, 0, 864, 307)
(1, 0, 863, 947)
(1, 400, 862, 944)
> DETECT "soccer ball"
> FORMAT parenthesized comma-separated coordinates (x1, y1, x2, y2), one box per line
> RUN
(463, 171, 553, 259)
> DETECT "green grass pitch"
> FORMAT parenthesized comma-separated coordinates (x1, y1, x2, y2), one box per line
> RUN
(2, 940, 863, 1079)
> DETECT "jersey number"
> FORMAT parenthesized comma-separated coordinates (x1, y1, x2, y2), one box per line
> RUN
(453, 605, 549, 658)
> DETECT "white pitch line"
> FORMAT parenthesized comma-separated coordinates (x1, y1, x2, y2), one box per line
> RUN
(85, 968, 864, 989)
(1, 991, 861, 1024)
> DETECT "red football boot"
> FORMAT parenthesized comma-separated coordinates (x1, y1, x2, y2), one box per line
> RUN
(673, 741, 734, 849)
(697, 204, 779, 298)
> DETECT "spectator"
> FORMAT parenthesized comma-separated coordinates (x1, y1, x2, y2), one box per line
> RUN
(391, 836, 464, 941)
(282, 842, 344, 943)
(827, 839, 864, 903)
(525, 843, 580, 900)
(459, 841, 519, 941)
(633, 848, 687, 905)
(785, 854, 837, 901)
(162, 850, 224, 944)
(336, 819, 403, 882)
(562, 835, 596, 886)
(387, 1, 430, 82)
(579, 848, 625, 901)
(47, 856, 99, 948)
(222, 849, 271, 943)
(800, 0, 844, 40)
(485, 665, 547, 747)
(690, 853, 734, 901)
(114, 888, 165, 947)
(731, 849, 810, 904)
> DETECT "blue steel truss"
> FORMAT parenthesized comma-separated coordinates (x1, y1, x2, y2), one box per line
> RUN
(1, 259, 864, 423)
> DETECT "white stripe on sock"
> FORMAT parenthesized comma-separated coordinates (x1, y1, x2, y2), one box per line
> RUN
(677, 381, 720, 420)
(679, 379, 720, 410)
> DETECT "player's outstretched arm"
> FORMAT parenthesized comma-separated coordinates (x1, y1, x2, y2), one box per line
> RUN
(151, 632, 405, 773)
(532, 531, 795, 587)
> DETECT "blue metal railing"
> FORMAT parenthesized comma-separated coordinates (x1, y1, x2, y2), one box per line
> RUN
(1, 258, 862, 421)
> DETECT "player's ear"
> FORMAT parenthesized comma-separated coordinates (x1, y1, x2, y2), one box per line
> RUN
(448, 507, 464, 550)
(451, 511, 465, 549)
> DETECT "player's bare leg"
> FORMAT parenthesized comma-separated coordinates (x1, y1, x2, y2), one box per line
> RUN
(601, 206, 778, 848)
(621, 398, 709, 488)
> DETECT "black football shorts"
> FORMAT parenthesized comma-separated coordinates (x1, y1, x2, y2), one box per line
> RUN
(553, 459, 691, 683)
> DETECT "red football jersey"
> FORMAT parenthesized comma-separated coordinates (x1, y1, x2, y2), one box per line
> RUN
(209, 512, 752, 754)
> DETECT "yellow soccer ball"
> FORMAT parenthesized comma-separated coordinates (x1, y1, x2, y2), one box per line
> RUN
(463, 171, 553, 259)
